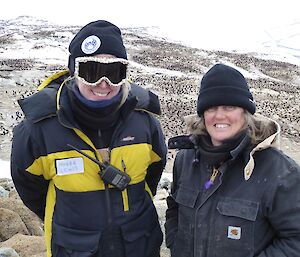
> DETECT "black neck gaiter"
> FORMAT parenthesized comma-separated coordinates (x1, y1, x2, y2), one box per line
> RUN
(67, 84, 125, 148)
(68, 85, 122, 130)
(197, 130, 247, 167)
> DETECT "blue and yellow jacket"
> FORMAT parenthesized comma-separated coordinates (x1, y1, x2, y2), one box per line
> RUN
(11, 72, 167, 257)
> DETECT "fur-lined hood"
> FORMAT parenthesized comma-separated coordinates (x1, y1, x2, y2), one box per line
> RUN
(183, 114, 281, 180)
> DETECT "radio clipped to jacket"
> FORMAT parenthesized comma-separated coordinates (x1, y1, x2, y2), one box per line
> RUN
(67, 144, 131, 191)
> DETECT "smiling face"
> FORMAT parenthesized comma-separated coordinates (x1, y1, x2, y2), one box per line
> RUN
(204, 106, 246, 146)
(76, 54, 121, 101)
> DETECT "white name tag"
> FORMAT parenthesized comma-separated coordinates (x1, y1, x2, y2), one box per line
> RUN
(56, 157, 84, 176)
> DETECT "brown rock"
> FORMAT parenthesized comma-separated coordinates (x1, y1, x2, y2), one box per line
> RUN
(0, 196, 44, 236)
(0, 233, 46, 257)
(0, 208, 29, 242)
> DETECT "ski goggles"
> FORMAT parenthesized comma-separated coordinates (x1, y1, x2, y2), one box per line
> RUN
(74, 56, 129, 87)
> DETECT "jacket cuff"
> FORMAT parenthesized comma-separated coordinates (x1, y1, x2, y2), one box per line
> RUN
(165, 218, 178, 247)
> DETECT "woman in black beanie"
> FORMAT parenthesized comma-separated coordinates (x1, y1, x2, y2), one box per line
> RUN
(165, 63, 300, 257)
(11, 20, 167, 257)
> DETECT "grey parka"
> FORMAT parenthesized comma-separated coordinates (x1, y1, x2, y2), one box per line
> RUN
(165, 114, 300, 257)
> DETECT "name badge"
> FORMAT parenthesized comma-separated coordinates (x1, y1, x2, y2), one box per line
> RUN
(56, 157, 84, 176)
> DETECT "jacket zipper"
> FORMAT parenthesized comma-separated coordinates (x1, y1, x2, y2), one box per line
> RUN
(193, 165, 225, 256)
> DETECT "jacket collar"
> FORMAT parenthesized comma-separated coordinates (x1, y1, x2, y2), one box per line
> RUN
(18, 86, 58, 123)
(243, 116, 280, 180)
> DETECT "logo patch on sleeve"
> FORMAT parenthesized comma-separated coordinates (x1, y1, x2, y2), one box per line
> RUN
(227, 226, 241, 240)
(121, 136, 135, 142)
(56, 157, 84, 176)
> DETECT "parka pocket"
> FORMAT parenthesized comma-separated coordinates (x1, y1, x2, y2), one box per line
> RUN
(175, 185, 199, 208)
(121, 205, 163, 257)
(51, 222, 101, 257)
(214, 197, 259, 257)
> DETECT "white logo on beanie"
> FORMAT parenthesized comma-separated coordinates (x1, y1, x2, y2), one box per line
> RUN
(81, 35, 101, 54)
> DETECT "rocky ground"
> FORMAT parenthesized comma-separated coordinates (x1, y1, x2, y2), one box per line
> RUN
(0, 17, 300, 256)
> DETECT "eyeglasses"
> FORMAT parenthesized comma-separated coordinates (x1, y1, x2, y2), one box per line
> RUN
(74, 56, 129, 87)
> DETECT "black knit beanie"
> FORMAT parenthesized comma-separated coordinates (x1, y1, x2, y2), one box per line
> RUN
(197, 63, 256, 116)
(68, 20, 127, 74)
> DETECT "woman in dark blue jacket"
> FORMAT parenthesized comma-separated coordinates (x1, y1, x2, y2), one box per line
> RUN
(11, 20, 167, 257)
(165, 63, 300, 257)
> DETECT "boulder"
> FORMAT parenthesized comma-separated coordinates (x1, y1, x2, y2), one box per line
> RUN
(0, 196, 43, 236)
(0, 247, 19, 257)
(0, 234, 46, 257)
(0, 208, 29, 242)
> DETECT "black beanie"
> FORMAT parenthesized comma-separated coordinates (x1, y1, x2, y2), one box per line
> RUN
(68, 20, 127, 74)
(197, 63, 256, 116)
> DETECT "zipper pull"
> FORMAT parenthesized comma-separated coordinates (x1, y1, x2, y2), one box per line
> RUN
(121, 159, 126, 172)
(204, 167, 219, 190)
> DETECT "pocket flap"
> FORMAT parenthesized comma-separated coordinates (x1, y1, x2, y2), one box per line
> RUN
(174, 185, 199, 208)
(217, 197, 259, 221)
(52, 222, 101, 252)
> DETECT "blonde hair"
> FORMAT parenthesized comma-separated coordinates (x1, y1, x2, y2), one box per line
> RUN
(244, 112, 277, 144)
